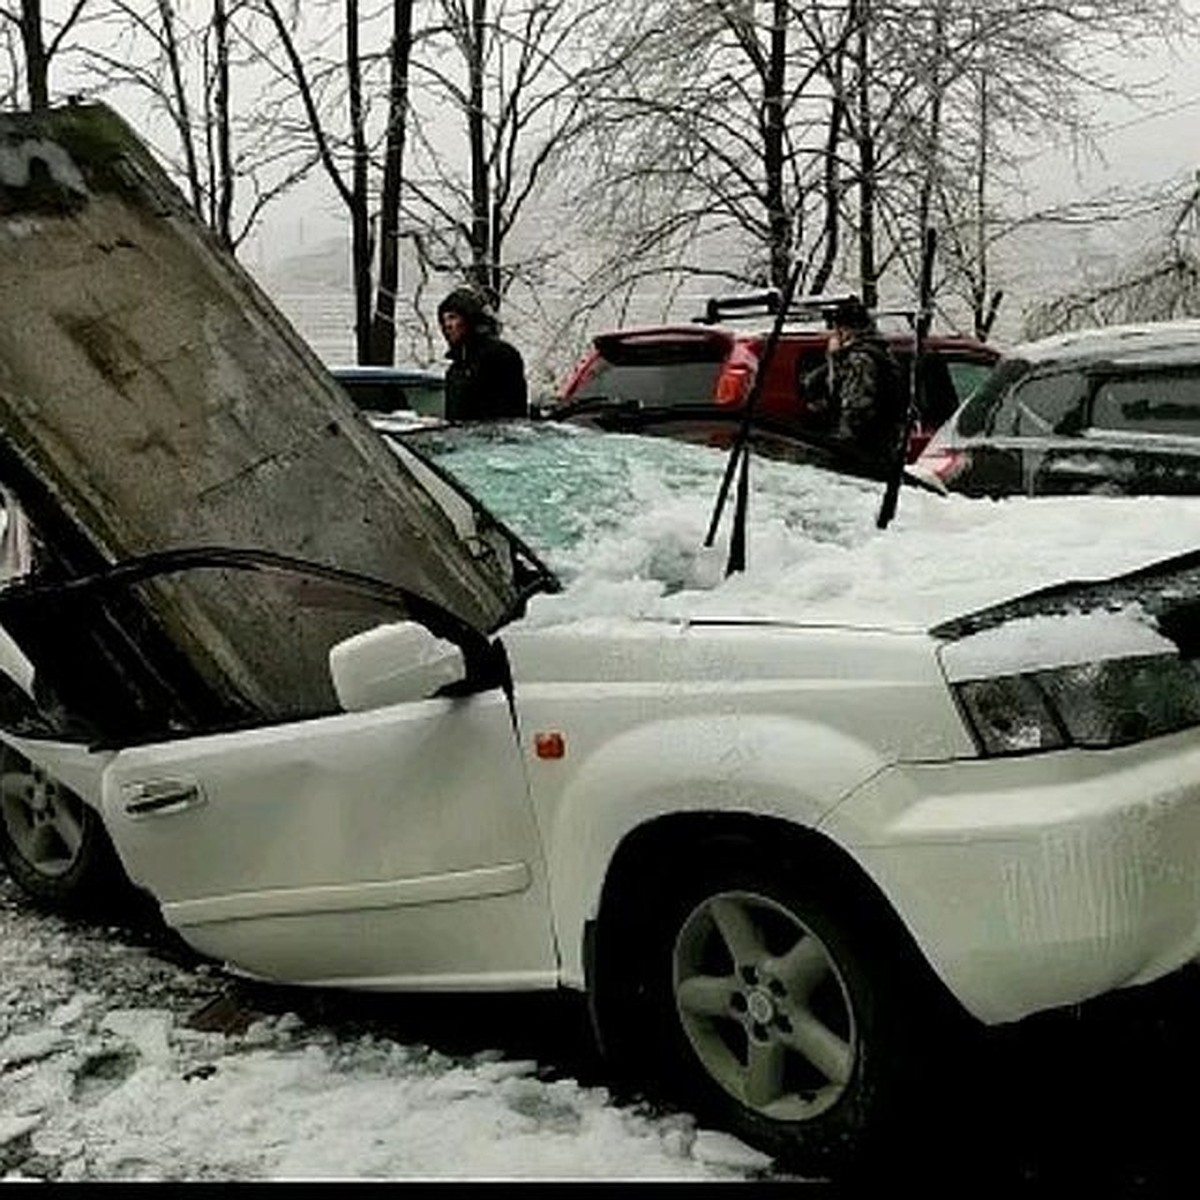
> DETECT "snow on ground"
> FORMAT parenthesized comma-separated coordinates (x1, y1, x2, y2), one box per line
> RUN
(0, 880, 774, 1182)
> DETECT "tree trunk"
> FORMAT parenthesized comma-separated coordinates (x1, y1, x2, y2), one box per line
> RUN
(19, 0, 49, 110)
(915, 0, 945, 239)
(764, 0, 789, 291)
(345, 0, 373, 362)
(368, 0, 415, 365)
(854, 0, 877, 308)
(810, 7, 848, 296)
(467, 0, 490, 295)
(157, 0, 204, 219)
(212, 0, 234, 250)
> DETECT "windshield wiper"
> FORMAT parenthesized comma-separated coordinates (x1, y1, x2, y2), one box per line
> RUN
(705, 257, 806, 576)
(538, 395, 641, 421)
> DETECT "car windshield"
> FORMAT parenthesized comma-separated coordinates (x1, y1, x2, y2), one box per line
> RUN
(387, 421, 886, 588)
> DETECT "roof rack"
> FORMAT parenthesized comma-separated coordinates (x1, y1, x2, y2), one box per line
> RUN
(694, 290, 918, 328)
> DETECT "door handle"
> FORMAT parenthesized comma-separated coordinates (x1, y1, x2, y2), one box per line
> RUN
(121, 778, 206, 817)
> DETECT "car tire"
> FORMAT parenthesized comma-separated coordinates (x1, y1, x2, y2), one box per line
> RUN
(0, 747, 132, 914)
(605, 838, 952, 1180)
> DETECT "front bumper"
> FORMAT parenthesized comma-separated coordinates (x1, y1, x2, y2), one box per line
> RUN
(821, 729, 1200, 1024)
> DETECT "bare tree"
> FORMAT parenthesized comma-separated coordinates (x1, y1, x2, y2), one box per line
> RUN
(404, 0, 618, 308)
(879, 0, 1197, 334)
(1024, 172, 1200, 336)
(558, 0, 1196, 349)
(566, 1, 859, 301)
(77, 1, 315, 253)
(1, 0, 90, 110)
(243, 0, 420, 362)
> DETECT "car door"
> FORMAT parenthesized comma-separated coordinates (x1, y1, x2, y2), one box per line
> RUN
(956, 366, 1089, 497)
(101, 658, 556, 991)
(0, 548, 558, 992)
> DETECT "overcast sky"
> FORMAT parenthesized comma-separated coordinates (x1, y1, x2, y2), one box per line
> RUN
(1025, 32, 1200, 208)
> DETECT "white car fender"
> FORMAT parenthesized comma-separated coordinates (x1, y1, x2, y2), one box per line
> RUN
(539, 712, 890, 988)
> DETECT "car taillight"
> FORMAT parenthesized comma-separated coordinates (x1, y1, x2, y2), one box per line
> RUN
(714, 361, 753, 406)
(917, 445, 970, 483)
(906, 428, 932, 463)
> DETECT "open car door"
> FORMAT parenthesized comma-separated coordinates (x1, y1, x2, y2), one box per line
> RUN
(0, 549, 557, 989)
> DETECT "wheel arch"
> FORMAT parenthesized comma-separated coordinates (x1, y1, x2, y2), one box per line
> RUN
(545, 712, 889, 989)
(582, 811, 965, 1058)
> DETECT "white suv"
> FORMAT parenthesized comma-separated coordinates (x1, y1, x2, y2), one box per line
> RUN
(3, 423, 1200, 1179)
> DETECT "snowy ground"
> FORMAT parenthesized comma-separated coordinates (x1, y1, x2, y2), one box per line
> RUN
(0, 875, 780, 1183)
(3, 868, 1200, 1187)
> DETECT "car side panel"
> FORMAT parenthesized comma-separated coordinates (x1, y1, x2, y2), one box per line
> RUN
(502, 621, 972, 990)
(529, 709, 889, 988)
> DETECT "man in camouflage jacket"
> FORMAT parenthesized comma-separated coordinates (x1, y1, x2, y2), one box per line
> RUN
(803, 296, 905, 472)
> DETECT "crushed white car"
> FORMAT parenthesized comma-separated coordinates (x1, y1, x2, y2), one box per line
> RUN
(4, 423, 1200, 1176)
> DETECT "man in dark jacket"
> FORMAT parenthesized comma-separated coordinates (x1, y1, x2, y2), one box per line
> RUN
(437, 286, 528, 421)
(802, 295, 904, 472)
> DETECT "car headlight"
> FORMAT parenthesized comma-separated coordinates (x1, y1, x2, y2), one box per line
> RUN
(954, 653, 1200, 756)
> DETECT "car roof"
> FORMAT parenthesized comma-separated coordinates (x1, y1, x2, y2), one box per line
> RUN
(1005, 319, 1200, 366)
(588, 321, 995, 353)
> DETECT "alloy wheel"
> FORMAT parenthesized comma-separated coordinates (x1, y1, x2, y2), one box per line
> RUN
(0, 763, 87, 878)
(673, 889, 857, 1121)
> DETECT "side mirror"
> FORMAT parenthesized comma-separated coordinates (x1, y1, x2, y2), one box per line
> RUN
(329, 621, 467, 712)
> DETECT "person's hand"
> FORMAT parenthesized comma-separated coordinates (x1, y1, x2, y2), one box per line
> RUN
(826, 329, 842, 352)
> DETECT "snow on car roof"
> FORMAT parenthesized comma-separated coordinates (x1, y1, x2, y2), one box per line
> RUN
(1010, 318, 1200, 365)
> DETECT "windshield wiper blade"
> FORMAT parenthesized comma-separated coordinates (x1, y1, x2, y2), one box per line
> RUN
(538, 395, 641, 421)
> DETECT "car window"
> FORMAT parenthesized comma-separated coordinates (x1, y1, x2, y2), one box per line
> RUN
(338, 377, 445, 418)
(946, 359, 994, 404)
(991, 370, 1088, 437)
(1090, 369, 1200, 437)
(954, 358, 1031, 437)
(573, 357, 725, 406)
(405, 383, 446, 417)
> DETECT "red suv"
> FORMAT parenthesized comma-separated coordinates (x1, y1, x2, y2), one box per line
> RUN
(545, 292, 999, 467)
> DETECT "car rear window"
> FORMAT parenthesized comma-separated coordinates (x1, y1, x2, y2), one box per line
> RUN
(576, 335, 731, 406)
(1090, 369, 1200, 437)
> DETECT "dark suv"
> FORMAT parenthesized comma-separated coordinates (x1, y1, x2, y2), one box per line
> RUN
(544, 292, 998, 466)
(912, 319, 1200, 498)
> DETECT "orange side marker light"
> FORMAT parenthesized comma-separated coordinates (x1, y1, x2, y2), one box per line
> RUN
(534, 731, 566, 760)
